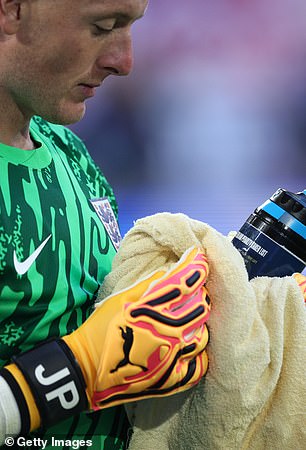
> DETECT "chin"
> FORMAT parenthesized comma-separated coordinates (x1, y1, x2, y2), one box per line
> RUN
(41, 103, 87, 126)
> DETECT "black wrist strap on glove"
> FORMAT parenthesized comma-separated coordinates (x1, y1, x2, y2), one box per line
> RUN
(12, 339, 88, 428)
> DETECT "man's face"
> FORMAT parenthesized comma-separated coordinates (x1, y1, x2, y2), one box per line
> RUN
(5, 0, 148, 124)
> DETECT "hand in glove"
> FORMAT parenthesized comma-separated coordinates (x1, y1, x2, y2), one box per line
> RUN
(66, 246, 210, 409)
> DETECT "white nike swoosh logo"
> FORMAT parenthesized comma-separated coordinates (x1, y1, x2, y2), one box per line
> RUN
(13, 234, 52, 275)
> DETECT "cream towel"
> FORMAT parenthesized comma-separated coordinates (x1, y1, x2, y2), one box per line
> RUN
(98, 213, 306, 450)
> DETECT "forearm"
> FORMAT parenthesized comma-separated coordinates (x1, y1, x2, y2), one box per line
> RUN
(0, 370, 22, 445)
(1, 364, 41, 433)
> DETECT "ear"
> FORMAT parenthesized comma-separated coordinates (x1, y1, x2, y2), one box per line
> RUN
(0, 0, 23, 35)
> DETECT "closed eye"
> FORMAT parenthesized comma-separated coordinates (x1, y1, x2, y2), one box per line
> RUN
(92, 24, 114, 36)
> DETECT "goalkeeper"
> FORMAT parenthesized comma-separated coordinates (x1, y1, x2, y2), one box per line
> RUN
(0, 0, 211, 448)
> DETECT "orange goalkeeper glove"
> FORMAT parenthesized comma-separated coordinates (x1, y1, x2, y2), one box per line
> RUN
(293, 273, 306, 302)
(1, 247, 210, 433)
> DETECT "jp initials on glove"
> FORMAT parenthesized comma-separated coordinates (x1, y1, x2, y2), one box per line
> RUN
(3, 247, 210, 432)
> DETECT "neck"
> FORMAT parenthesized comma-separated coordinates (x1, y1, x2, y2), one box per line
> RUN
(0, 87, 35, 150)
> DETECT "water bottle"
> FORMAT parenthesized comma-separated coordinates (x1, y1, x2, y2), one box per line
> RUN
(232, 188, 306, 278)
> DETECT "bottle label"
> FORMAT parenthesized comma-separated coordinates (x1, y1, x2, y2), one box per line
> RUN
(232, 222, 305, 278)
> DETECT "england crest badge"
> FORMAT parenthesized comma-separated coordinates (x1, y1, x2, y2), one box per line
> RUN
(90, 197, 122, 251)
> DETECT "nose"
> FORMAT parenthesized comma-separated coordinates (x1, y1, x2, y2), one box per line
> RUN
(95, 30, 134, 77)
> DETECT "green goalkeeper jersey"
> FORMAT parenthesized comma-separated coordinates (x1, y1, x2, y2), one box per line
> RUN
(0, 117, 129, 449)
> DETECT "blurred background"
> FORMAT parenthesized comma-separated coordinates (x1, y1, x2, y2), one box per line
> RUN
(70, 0, 306, 238)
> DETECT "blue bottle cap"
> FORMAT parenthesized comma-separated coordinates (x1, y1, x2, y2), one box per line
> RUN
(259, 188, 306, 239)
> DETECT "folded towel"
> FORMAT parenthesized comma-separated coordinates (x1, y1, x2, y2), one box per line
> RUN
(98, 213, 306, 450)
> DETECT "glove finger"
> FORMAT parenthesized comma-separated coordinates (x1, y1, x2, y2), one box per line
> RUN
(142, 246, 209, 301)
(95, 268, 166, 311)
(127, 247, 210, 332)
(293, 273, 306, 302)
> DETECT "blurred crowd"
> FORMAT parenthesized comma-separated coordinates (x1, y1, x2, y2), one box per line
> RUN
(70, 0, 306, 236)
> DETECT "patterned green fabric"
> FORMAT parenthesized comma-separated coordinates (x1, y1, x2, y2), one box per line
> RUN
(0, 117, 129, 449)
